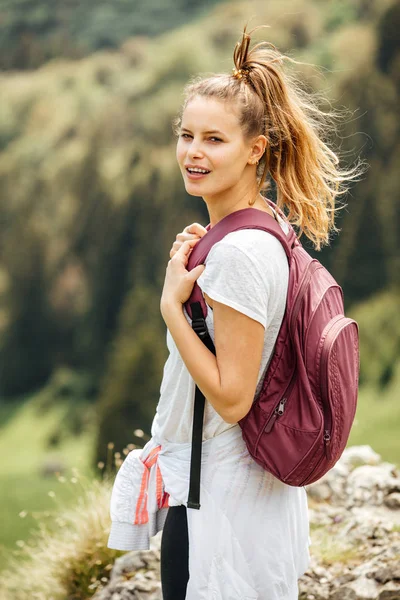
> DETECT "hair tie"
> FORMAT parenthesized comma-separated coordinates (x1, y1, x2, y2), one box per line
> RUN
(232, 67, 251, 81)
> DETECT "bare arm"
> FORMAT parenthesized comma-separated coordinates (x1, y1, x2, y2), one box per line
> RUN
(161, 297, 264, 424)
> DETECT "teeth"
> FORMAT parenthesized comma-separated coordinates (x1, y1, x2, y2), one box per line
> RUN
(187, 168, 209, 174)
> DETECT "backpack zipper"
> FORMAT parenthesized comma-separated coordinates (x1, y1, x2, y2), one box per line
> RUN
(262, 262, 320, 435)
(264, 398, 287, 433)
(320, 315, 350, 460)
(263, 374, 296, 433)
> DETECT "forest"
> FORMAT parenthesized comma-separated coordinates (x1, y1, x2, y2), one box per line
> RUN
(0, 0, 221, 69)
(0, 0, 399, 570)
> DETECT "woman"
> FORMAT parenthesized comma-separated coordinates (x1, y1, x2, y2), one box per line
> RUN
(108, 25, 360, 599)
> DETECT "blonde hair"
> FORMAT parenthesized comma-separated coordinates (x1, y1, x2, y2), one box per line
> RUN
(175, 25, 364, 250)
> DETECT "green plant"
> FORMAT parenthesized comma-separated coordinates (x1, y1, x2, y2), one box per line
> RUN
(0, 463, 124, 599)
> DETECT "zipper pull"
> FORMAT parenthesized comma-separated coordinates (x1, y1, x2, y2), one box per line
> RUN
(276, 398, 287, 415)
(324, 430, 331, 459)
(264, 398, 287, 433)
(323, 430, 331, 443)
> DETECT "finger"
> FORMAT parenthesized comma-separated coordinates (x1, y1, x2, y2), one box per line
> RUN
(173, 238, 198, 259)
(169, 239, 186, 258)
(183, 223, 201, 233)
(169, 238, 187, 258)
(189, 264, 206, 281)
(176, 238, 198, 250)
(182, 238, 199, 251)
(183, 223, 208, 236)
(176, 232, 198, 242)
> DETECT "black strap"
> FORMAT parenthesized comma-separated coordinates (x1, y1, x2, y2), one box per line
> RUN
(187, 301, 215, 510)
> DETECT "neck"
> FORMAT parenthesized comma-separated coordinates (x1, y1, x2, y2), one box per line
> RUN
(204, 182, 262, 229)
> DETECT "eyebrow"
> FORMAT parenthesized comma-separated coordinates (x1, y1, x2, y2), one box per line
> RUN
(180, 127, 225, 136)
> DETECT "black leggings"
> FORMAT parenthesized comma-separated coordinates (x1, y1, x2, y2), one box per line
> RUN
(160, 505, 190, 600)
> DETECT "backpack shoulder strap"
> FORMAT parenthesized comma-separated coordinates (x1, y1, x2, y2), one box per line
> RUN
(184, 206, 299, 319)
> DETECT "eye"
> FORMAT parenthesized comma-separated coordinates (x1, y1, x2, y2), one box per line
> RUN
(209, 137, 223, 143)
(180, 133, 192, 139)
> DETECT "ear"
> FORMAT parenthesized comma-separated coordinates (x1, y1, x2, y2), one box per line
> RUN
(247, 134, 267, 166)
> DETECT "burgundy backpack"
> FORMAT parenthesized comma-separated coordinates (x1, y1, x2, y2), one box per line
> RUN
(184, 201, 359, 509)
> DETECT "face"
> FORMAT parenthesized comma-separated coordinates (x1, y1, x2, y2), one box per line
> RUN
(176, 95, 259, 200)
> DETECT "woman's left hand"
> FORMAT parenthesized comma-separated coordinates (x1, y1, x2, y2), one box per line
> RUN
(160, 238, 205, 316)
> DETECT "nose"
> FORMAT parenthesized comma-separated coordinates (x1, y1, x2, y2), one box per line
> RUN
(187, 137, 205, 160)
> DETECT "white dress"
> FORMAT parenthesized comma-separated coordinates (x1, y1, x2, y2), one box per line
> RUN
(107, 215, 311, 600)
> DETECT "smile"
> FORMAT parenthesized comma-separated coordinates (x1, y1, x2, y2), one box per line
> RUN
(186, 167, 211, 174)
(185, 167, 211, 180)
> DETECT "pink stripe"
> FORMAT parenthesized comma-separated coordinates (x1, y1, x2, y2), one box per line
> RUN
(133, 444, 169, 524)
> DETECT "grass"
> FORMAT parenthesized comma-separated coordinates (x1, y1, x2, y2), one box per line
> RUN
(348, 369, 400, 466)
(310, 528, 362, 566)
(0, 388, 99, 572)
(0, 473, 85, 567)
(0, 473, 123, 600)
(0, 396, 94, 477)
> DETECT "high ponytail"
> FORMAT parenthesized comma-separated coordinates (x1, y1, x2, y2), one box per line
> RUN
(176, 25, 364, 250)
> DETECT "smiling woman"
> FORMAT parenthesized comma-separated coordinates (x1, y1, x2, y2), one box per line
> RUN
(175, 96, 269, 216)
(107, 24, 362, 600)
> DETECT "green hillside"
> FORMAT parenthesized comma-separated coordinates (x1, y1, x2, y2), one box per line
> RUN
(0, 0, 223, 70)
(0, 372, 98, 570)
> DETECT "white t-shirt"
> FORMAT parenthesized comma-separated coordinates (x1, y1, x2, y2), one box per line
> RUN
(151, 213, 290, 444)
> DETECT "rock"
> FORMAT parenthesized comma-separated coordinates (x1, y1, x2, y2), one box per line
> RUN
(307, 481, 333, 502)
(109, 552, 147, 580)
(373, 567, 400, 584)
(345, 464, 400, 507)
(377, 582, 400, 599)
(330, 586, 357, 600)
(348, 575, 380, 599)
(93, 534, 162, 600)
(99, 446, 400, 600)
(347, 463, 396, 489)
(385, 493, 400, 509)
(306, 448, 400, 509)
(340, 446, 382, 468)
(337, 572, 358, 586)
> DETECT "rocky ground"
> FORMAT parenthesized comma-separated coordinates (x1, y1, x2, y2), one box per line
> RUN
(94, 446, 400, 600)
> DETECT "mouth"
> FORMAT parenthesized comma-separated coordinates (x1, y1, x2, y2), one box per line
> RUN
(185, 166, 211, 180)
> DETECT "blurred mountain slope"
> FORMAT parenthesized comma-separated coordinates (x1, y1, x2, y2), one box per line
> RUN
(0, 0, 398, 462)
(0, 0, 223, 70)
